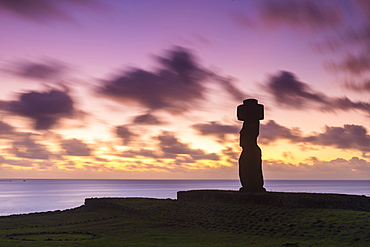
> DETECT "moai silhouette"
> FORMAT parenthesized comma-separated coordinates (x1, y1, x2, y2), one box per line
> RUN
(237, 99, 266, 192)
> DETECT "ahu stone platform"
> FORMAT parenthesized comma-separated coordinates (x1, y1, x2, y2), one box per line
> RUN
(177, 190, 370, 212)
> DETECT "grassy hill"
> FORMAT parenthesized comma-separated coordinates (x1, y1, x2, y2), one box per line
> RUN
(0, 194, 369, 246)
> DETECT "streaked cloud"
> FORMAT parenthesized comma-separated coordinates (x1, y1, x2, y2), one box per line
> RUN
(258, 0, 343, 30)
(232, 0, 343, 31)
(259, 120, 302, 145)
(260, 120, 370, 155)
(233, 1, 370, 95)
(115, 125, 138, 146)
(1, 89, 75, 130)
(264, 71, 328, 109)
(0, 0, 98, 22)
(4, 59, 69, 81)
(0, 121, 14, 135)
(10, 133, 52, 160)
(155, 131, 219, 161)
(97, 47, 245, 114)
(264, 156, 370, 179)
(264, 71, 370, 115)
(61, 138, 92, 156)
(192, 121, 239, 142)
(132, 113, 164, 125)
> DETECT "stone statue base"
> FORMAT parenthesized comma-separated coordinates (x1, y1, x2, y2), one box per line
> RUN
(238, 147, 266, 193)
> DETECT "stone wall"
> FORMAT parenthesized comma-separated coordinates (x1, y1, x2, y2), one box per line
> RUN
(177, 190, 370, 212)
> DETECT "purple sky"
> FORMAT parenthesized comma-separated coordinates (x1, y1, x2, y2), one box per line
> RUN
(0, 0, 370, 179)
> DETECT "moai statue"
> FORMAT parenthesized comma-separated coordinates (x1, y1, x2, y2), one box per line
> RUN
(237, 99, 266, 192)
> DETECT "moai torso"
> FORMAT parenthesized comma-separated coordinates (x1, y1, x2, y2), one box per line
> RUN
(237, 99, 264, 147)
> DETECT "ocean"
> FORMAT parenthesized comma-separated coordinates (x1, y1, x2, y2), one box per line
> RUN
(0, 179, 369, 216)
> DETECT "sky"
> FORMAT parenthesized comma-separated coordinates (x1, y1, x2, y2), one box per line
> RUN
(0, 0, 370, 180)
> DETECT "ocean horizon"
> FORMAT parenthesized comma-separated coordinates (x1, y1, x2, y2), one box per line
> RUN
(0, 179, 369, 217)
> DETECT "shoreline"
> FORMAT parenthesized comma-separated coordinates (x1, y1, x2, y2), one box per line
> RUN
(2, 190, 370, 218)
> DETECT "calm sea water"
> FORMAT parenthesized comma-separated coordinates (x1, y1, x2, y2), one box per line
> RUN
(0, 179, 369, 216)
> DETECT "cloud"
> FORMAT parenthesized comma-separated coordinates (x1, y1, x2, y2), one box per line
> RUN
(61, 138, 92, 156)
(115, 125, 138, 145)
(97, 47, 245, 114)
(258, 0, 343, 31)
(119, 148, 159, 159)
(260, 120, 370, 155)
(0, 155, 35, 168)
(132, 113, 164, 125)
(0, 121, 14, 135)
(232, 0, 342, 31)
(355, 0, 370, 19)
(155, 131, 219, 161)
(4, 59, 68, 80)
(345, 79, 370, 93)
(233, 1, 370, 93)
(306, 1, 370, 91)
(213, 75, 246, 102)
(264, 71, 329, 109)
(0, 0, 97, 22)
(305, 124, 370, 154)
(330, 97, 370, 114)
(192, 121, 239, 141)
(326, 53, 370, 76)
(264, 71, 370, 115)
(10, 134, 52, 160)
(2, 89, 75, 130)
(259, 120, 302, 145)
(264, 156, 370, 180)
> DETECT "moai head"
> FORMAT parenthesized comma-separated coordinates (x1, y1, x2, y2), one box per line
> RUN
(237, 99, 264, 122)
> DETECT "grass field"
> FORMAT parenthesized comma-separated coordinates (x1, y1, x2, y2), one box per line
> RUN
(0, 197, 369, 246)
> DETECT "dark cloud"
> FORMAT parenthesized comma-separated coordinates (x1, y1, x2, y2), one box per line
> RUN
(115, 131, 220, 162)
(98, 47, 206, 113)
(233, 1, 370, 93)
(5, 59, 68, 80)
(115, 125, 137, 145)
(192, 121, 238, 141)
(355, 0, 370, 19)
(331, 97, 370, 113)
(260, 120, 370, 155)
(264, 156, 370, 179)
(220, 146, 239, 164)
(97, 47, 245, 114)
(155, 131, 219, 161)
(0, 0, 97, 22)
(232, 0, 342, 31)
(0, 155, 40, 168)
(259, 0, 343, 30)
(10, 134, 52, 160)
(3, 89, 74, 130)
(264, 71, 370, 115)
(304, 124, 370, 154)
(264, 71, 329, 109)
(259, 120, 302, 145)
(345, 79, 370, 93)
(213, 75, 246, 102)
(307, 1, 370, 91)
(327, 27, 370, 90)
(61, 138, 92, 156)
(119, 149, 159, 159)
(0, 121, 14, 135)
(132, 113, 164, 125)
(327, 53, 370, 75)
